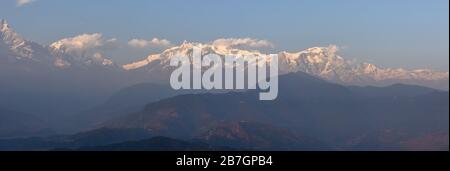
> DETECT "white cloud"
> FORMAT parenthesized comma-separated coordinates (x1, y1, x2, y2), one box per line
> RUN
(16, 0, 35, 6)
(212, 38, 274, 49)
(50, 33, 119, 53)
(102, 38, 120, 50)
(327, 44, 339, 57)
(128, 38, 172, 48)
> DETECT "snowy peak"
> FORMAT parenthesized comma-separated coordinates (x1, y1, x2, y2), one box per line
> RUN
(0, 19, 35, 59)
(360, 63, 378, 74)
(281, 45, 344, 65)
(123, 54, 160, 70)
(48, 33, 116, 69)
(49, 48, 116, 69)
(1, 19, 9, 32)
(122, 40, 263, 71)
(1, 20, 115, 69)
(279, 46, 448, 84)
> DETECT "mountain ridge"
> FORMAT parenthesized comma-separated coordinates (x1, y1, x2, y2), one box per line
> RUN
(1, 19, 118, 70)
(1, 19, 448, 90)
(103, 72, 449, 150)
(122, 42, 448, 90)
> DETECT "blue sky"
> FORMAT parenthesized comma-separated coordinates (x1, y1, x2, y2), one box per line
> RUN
(0, 0, 448, 70)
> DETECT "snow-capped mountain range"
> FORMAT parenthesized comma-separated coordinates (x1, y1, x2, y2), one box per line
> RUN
(49, 34, 115, 69)
(1, 19, 115, 69)
(1, 19, 448, 90)
(0, 19, 53, 64)
(123, 41, 449, 90)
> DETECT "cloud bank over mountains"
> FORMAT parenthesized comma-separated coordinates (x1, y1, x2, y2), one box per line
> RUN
(50, 33, 118, 54)
(16, 0, 35, 7)
(128, 38, 172, 48)
(212, 38, 274, 49)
